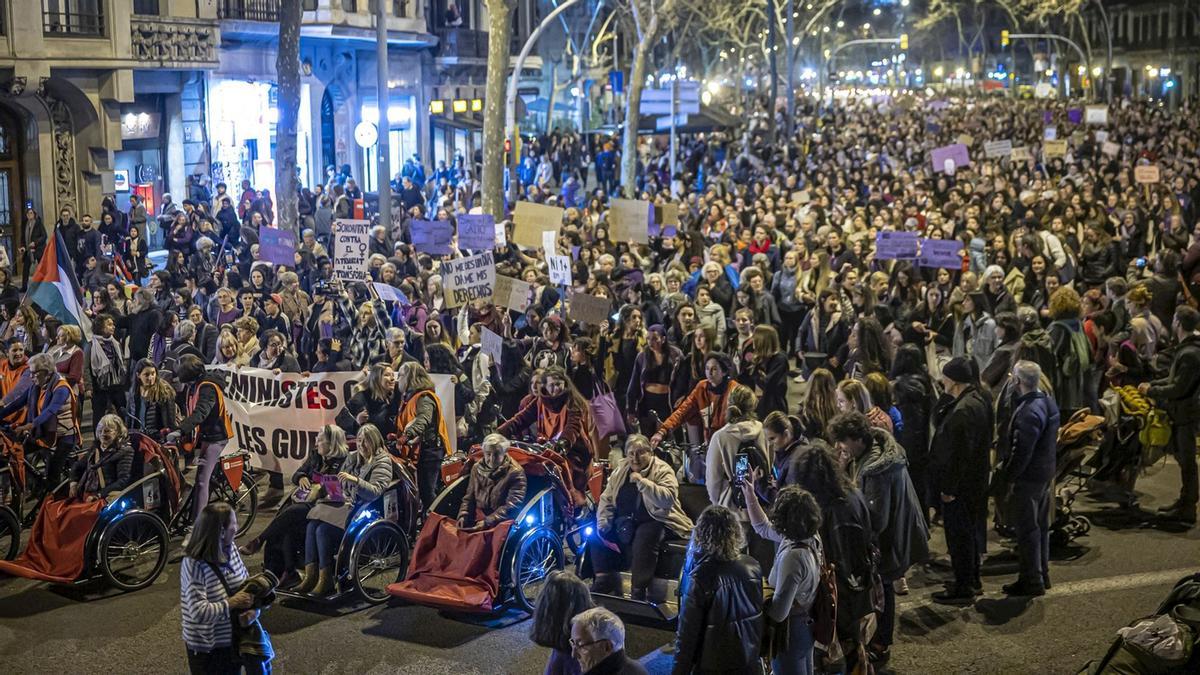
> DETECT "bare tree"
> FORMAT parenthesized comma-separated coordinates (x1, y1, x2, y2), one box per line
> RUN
(274, 0, 302, 236)
(618, 0, 679, 198)
(481, 0, 518, 221)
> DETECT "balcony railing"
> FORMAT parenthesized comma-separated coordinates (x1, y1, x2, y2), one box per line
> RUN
(436, 27, 487, 59)
(43, 0, 106, 37)
(218, 0, 280, 21)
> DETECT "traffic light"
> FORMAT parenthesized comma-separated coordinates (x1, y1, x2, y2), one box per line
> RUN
(1001, 30, 1010, 47)
(899, 34, 908, 50)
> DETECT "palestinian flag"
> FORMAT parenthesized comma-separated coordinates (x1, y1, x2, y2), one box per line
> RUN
(27, 230, 92, 337)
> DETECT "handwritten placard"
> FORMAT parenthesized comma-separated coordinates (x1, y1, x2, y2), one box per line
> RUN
(331, 219, 371, 282)
(440, 250, 495, 307)
(918, 238, 964, 269)
(609, 198, 652, 244)
(1101, 140, 1120, 157)
(1010, 146, 1032, 162)
(259, 226, 296, 267)
(513, 202, 563, 249)
(568, 292, 612, 325)
(480, 326, 503, 368)
(547, 254, 572, 286)
(1085, 105, 1108, 125)
(983, 139, 1013, 159)
(1043, 140, 1068, 159)
(456, 213, 496, 251)
(1134, 165, 1161, 184)
(492, 275, 534, 312)
(411, 219, 454, 256)
(874, 231, 919, 260)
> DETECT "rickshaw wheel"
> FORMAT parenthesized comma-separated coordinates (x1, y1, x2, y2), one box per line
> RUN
(99, 511, 169, 591)
(214, 475, 258, 538)
(349, 520, 410, 604)
(0, 505, 18, 560)
(512, 527, 564, 613)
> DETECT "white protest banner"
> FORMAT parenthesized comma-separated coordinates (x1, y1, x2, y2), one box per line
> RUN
(513, 201, 563, 249)
(984, 139, 1013, 159)
(609, 198, 652, 244)
(1101, 140, 1121, 157)
(1085, 105, 1108, 125)
(493, 275, 534, 312)
(480, 326, 503, 368)
(331, 219, 371, 282)
(441, 251, 496, 308)
(548, 254, 572, 286)
(215, 366, 457, 477)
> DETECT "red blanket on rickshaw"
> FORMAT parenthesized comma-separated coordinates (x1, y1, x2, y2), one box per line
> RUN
(0, 497, 104, 583)
(387, 513, 514, 612)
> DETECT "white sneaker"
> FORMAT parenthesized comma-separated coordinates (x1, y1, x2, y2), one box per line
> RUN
(793, 374, 806, 384)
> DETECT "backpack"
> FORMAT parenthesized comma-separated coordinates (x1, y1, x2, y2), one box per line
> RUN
(1054, 321, 1092, 378)
(824, 497, 883, 630)
(800, 540, 839, 653)
(729, 439, 771, 508)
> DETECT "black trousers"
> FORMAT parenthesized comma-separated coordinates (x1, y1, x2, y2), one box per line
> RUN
(30, 435, 77, 490)
(1009, 481, 1051, 586)
(590, 520, 666, 591)
(943, 498, 981, 589)
(417, 458, 441, 510)
(778, 306, 804, 358)
(261, 502, 312, 577)
(744, 521, 776, 578)
(1170, 420, 1199, 508)
(186, 646, 240, 675)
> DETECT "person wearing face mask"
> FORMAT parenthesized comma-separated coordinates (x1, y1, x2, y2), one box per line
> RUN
(456, 433, 526, 532)
(395, 361, 453, 508)
(651, 352, 746, 449)
(498, 366, 599, 501)
(589, 434, 693, 601)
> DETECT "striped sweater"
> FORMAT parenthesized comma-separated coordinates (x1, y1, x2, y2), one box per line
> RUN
(180, 548, 248, 652)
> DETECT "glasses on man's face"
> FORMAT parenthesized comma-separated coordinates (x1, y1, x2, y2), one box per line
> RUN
(569, 637, 606, 652)
(268, 341, 284, 349)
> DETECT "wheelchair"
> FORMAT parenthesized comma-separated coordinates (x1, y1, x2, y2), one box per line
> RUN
(274, 457, 422, 606)
(0, 431, 182, 591)
(388, 441, 580, 614)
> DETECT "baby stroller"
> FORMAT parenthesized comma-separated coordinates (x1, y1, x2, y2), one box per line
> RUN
(1051, 410, 1105, 547)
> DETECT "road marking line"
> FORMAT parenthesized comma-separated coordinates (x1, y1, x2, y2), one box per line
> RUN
(898, 566, 1195, 611)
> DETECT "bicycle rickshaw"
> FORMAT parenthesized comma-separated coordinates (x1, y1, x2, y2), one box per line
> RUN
(387, 441, 583, 614)
(273, 453, 424, 606)
(0, 431, 181, 591)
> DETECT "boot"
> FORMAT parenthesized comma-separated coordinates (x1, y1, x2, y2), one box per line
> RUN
(295, 563, 319, 593)
(312, 566, 335, 596)
(589, 573, 622, 597)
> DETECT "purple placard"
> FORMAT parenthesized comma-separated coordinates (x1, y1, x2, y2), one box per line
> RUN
(258, 226, 296, 267)
(918, 238, 964, 269)
(1043, 110, 1053, 124)
(930, 143, 971, 173)
(874, 231, 919, 260)
(411, 219, 454, 256)
(456, 213, 496, 251)
(1067, 108, 1083, 124)
(927, 99, 950, 111)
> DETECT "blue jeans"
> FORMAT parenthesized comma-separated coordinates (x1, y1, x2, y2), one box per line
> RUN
(1010, 481, 1051, 586)
(304, 520, 344, 568)
(772, 615, 814, 675)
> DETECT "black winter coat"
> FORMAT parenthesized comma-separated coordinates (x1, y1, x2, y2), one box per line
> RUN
(892, 373, 933, 469)
(930, 385, 993, 509)
(1147, 334, 1200, 420)
(673, 554, 764, 674)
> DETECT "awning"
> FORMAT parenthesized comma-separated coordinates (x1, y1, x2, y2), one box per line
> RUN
(633, 104, 739, 135)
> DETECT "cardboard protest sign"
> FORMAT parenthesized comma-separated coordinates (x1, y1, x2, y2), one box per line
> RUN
(1085, 105, 1108, 125)
(1043, 140, 1068, 159)
(411, 219, 454, 256)
(917, 238, 964, 269)
(258, 227, 296, 267)
(568, 293, 612, 325)
(513, 202, 563, 248)
(931, 144, 970, 173)
(547, 255, 572, 286)
(456, 213, 496, 251)
(440, 250, 495, 307)
(214, 365, 457, 475)
(956, 134, 975, 147)
(874, 231, 919, 260)
(372, 282, 409, 305)
(984, 139, 1013, 159)
(651, 203, 680, 237)
(492, 275, 534, 312)
(331, 219, 371, 282)
(1134, 165, 1161, 184)
(1101, 140, 1120, 157)
(1011, 146, 1032, 162)
(609, 198, 653, 244)
(480, 326, 503, 368)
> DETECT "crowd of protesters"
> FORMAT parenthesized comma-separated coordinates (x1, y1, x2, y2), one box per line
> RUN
(3, 89, 1200, 674)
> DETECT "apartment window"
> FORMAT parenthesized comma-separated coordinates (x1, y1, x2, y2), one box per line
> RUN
(217, 0, 280, 21)
(43, 0, 106, 37)
(132, 0, 158, 13)
(393, 0, 406, 17)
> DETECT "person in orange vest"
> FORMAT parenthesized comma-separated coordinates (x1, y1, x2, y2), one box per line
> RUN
(174, 355, 233, 526)
(395, 362, 452, 508)
(0, 353, 80, 488)
(0, 339, 32, 490)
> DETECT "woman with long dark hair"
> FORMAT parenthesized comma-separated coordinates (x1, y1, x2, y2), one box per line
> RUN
(745, 325, 790, 418)
(180, 502, 257, 674)
(530, 571, 595, 675)
(842, 316, 892, 380)
(626, 325, 681, 435)
(798, 368, 839, 440)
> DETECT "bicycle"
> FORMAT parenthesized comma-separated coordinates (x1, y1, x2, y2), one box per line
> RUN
(155, 431, 258, 539)
(0, 425, 68, 528)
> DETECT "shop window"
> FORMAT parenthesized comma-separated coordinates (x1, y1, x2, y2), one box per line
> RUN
(43, 0, 106, 37)
(132, 0, 158, 14)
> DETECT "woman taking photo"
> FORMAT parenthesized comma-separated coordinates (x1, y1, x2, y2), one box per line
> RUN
(180, 502, 258, 674)
(531, 570, 595, 675)
(673, 505, 765, 674)
(297, 423, 393, 596)
(589, 435, 693, 601)
(739, 479, 823, 675)
(240, 425, 348, 587)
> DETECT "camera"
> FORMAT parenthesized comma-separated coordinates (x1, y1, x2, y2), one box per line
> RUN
(733, 455, 751, 487)
(311, 280, 333, 298)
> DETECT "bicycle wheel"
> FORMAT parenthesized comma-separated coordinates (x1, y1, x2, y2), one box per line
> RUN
(99, 511, 169, 591)
(0, 505, 19, 560)
(212, 474, 258, 538)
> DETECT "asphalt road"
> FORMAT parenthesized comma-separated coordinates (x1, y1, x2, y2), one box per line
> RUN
(2, 387, 1198, 673)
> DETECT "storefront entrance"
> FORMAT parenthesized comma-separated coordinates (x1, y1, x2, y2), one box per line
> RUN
(0, 105, 25, 277)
